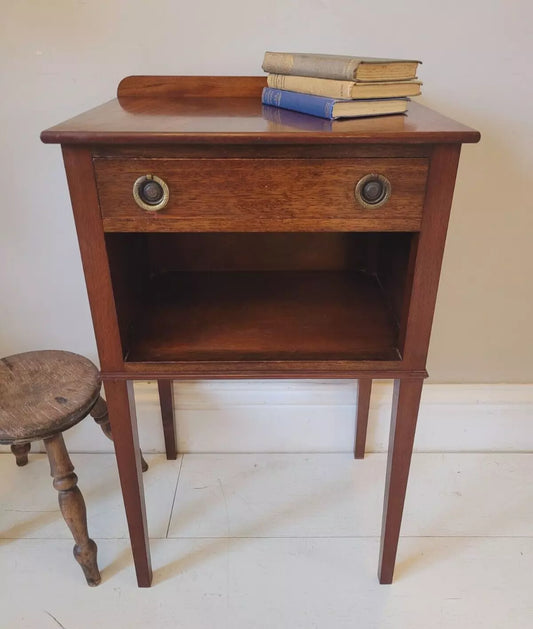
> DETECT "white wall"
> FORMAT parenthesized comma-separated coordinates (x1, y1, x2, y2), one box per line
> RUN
(3, 381, 532, 454)
(1, 0, 532, 383)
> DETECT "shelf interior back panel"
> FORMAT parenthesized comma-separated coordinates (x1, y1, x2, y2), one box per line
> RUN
(125, 270, 400, 362)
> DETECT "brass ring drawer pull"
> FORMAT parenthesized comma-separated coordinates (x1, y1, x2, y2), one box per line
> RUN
(355, 174, 391, 209)
(132, 174, 169, 211)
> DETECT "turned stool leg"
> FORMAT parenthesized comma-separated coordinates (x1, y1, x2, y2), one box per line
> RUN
(44, 433, 101, 586)
(11, 442, 31, 466)
(90, 395, 149, 472)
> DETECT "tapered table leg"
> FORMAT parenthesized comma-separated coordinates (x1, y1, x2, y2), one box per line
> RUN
(104, 379, 152, 587)
(379, 377, 424, 584)
(354, 379, 372, 459)
(90, 395, 149, 472)
(158, 380, 177, 460)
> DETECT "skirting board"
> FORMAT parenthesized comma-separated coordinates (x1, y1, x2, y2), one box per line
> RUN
(2, 381, 532, 454)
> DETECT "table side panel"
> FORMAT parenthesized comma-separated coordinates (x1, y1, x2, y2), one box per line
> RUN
(61, 146, 125, 371)
(400, 144, 462, 369)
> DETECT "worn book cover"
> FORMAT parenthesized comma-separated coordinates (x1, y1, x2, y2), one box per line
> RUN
(262, 52, 421, 82)
(267, 74, 421, 99)
(262, 88, 408, 120)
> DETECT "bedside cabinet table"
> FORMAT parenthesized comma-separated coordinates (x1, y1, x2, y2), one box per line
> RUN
(41, 76, 480, 587)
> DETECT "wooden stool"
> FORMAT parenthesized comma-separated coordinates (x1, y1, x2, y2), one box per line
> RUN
(0, 350, 147, 586)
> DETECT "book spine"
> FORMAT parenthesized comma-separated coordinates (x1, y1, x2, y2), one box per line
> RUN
(267, 74, 354, 99)
(263, 52, 358, 81)
(261, 87, 337, 120)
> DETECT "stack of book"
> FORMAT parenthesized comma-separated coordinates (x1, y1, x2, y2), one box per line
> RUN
(261, 52, 422, 120)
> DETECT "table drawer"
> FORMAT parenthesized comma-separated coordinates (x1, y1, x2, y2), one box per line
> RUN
(94, 158, 428, 232)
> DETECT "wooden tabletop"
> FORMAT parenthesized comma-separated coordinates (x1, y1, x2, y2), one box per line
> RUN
(41, 76, 480, 146)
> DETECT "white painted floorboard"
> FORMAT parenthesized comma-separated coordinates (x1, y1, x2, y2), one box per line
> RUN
(1, 452, 532, 628)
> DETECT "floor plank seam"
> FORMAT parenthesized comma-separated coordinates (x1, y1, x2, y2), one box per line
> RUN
(165, 455, 184, 538)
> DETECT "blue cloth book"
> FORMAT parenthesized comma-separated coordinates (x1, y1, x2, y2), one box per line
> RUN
(261, 87, 408, 120)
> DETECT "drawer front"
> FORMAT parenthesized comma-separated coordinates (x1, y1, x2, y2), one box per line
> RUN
(94, 158, 428, 232)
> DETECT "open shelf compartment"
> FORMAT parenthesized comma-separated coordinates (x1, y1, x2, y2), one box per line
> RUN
(105, 233, 415, 364)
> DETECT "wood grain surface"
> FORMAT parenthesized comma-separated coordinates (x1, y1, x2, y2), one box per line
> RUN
(378, 377, 424, 583)
(0, 350, 101, 445)
(401, 144, 462, 369)
(118, 75, 266, 99)
(44, 432, 101, 586)
(125, 271, 399, 363)
(42, 75, 480, 587)
(40, 77, 481, 146)
(354, 379, 373, 459)
(157, 380, 177, 460)
(95, 157, 428, 233)
(62, 147, 152, 587)
(116, 361, 426, 380)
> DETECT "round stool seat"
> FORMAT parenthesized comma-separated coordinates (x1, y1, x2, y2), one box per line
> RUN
(0, 350, 101, 445)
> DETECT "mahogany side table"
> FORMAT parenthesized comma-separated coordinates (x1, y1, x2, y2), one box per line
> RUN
(41, 76, 480, 586)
